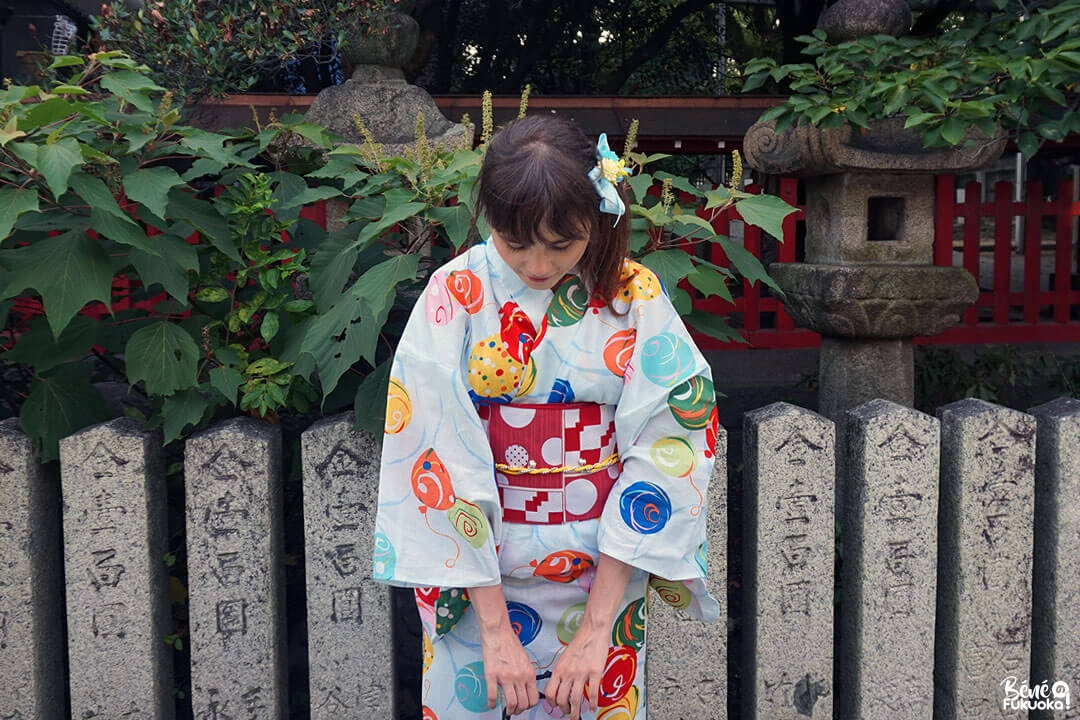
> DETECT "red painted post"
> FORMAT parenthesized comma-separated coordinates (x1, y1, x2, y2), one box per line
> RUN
(1054, 180, 1075, 324)
(962, 180, 983, 325)
(1023, 181, 1044, 325)
(992, 181, 1013, 325)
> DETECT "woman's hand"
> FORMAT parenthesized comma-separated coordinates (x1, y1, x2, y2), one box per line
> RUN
(468, 584, 539, 716)
(545, 554, 634, 719)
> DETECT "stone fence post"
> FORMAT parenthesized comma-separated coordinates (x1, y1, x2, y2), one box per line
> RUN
(647, 426, 728, 718)
(0, 418, 65, 719)
(185, 419, 287, 719)
(743, 402, 835, 719)
(840, 400, 939, 719)
(60, 418, 174, 718)
(934, 399, 1036, 719)
(301, 413, 396, 718)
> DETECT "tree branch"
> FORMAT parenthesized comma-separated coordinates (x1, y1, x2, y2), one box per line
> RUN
(598, 0, 720, 93)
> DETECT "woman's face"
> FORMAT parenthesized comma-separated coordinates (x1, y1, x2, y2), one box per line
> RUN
(490, 224, 590, 291)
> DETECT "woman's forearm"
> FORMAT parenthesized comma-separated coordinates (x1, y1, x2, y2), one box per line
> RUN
(580, 553, 634, 632)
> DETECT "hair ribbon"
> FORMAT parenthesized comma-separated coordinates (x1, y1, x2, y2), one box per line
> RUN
(587, 133, 630, 224)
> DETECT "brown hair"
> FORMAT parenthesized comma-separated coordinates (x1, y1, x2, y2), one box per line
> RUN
(475, 115, 630, 307)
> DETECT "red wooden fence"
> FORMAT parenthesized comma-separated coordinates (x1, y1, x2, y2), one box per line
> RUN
(690, 176, 1080, 350)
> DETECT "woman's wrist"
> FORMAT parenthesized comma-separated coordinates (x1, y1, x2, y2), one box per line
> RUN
(467, 583, 512, 632)
(580, 554, 634, 630)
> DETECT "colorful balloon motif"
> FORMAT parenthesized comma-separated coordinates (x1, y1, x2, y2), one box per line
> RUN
(641, 332, 696, 387)
(649, 436, 697, 478)
(696, 542, 708, 575)
(547, 275, 590, 326)
(557, 602, 587, 645)
(616, 262, 661, 303)
(597, 686, 640, 719)
(602, 329, 636, 377)
(446, 269, 484, 313)
(499, 301, 540, 363)
(705, 405, 719, 459)
(411, 449, 455, 510)
(598, 646, 638, 706)
(372, 531, 396, 580)
(468, 335, 527, 400)
(506, 601, 542, 646)
(454, 662, 490, 712)
(619, 481, 672, 534)
(448, 498, 490, 549)
(435, 587, 471, 636)
(611, 597, 647, 651)
(422, 630, 434, 674)
(424, 274, 454, 326)
(667, 376, 715, 430)
(546, 377, 574, 403)
(421, 706, 438, 720)
(384, 377, 412, 434)
(531, 550, 595, 583)
(649, 576, 692, 610)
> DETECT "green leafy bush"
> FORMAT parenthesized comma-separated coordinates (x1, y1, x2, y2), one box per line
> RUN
(91, 0, 387, 99)
(0, 54, 796, 460)
(743, 0, 1080, 157)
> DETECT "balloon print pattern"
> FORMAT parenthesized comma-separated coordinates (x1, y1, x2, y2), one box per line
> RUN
(546, 275, 590, 327)
(641, 332, 696, 388)
(611, 597, 647, 651)
(446, 270, 484, 313)
(506, 601, 542, 646)
(411, 448, 490, 560)
(384, 377, 411, 435)
(530, 550, 595, 583)
(603, 328, 636, 377)
(667, 376, 714, 430)
(619, 481, 672, 535)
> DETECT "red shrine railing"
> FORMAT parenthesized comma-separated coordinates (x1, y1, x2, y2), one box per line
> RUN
(689, 176, 1080, 350)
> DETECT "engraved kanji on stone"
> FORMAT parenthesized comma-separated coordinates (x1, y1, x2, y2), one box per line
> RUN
(212, 551, 245, 587)
(781, 580, 811, 616)
(241, 686, 267, 718)
(205, 491, 250, 538)
(328, 543, 361, 577)
(87, 548, 126, 590)
(197, 689, 235, 720)
(89, 488, 128, 534)
(91, 602, 128, 639)
(331, 587, 362, 624)
(216, 599, 248, 637)
(317, 445, 370, 532)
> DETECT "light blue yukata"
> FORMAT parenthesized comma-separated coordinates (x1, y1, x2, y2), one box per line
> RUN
(372, 240, 719, 719)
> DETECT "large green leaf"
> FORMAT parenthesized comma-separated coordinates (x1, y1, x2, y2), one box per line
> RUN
(89, 208, 160, 255)
(309, 231, 358, 312)
(427, 204, 474, 250)
(1, 315, 98, 373)
(0, 188, 39, 242)
(684, 310, 747, 346)
(162, 387, 210, 443)
(353, 199, 427, 249)
(167, 189, 238, 260)
(639, 249, 696, 294)
(301, 254, 418, 399)
(125, 321, 200, 395)
(352, 358, 392, 436)
(20, 363, 109, 462)
(69, 173, 128, 220)
(209, 365, 243, 405)
(734, 194, 798, 242)
(686, 265, 734, 303)
(717, 237, 782, 293)
(0, 230, 114, 338)
(36, 137, 83, 198)
(98, 70, 165, 112)
(128, 233, 198, 303)
(124, 167, 185, 220)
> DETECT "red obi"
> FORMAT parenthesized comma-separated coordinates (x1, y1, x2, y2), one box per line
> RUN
(480, 402, 621, 525)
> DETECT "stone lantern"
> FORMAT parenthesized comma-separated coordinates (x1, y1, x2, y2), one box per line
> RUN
(742, 0, 1006, 421)
(305, 1, 468, 154)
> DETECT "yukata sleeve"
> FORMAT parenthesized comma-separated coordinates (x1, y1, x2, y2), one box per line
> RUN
(597, 265, 718, 588)
(371, 267, 503, 589)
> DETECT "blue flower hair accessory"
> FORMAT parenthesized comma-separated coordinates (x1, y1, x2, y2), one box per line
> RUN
(587, 133, 631, 224)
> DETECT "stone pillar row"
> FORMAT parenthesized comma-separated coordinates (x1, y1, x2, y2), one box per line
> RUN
(0, 399, 1077, 718)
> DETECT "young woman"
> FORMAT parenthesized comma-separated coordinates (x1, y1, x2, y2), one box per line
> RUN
(373, 115, 719, 719)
